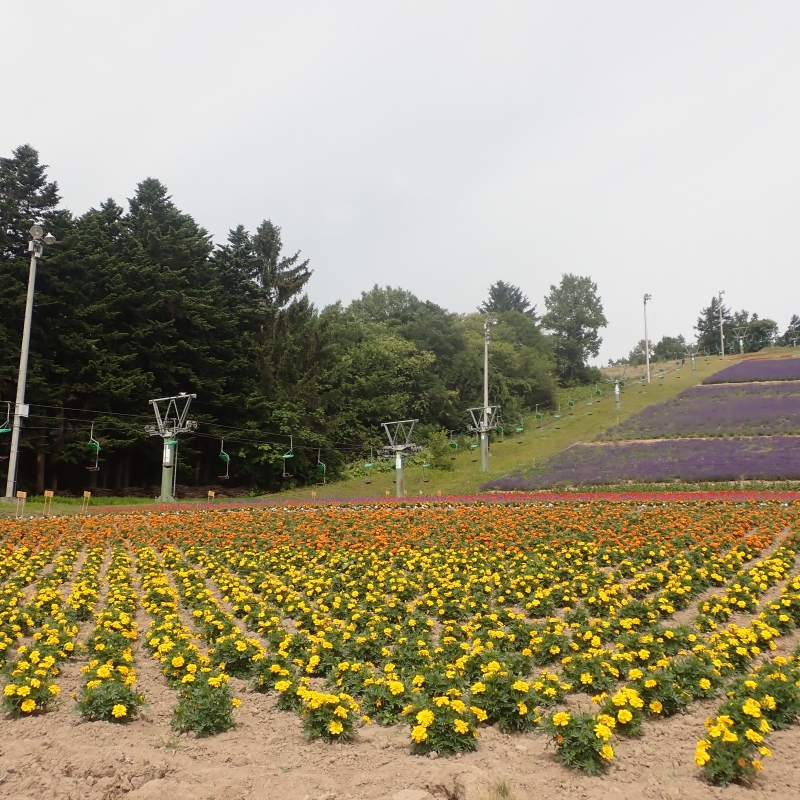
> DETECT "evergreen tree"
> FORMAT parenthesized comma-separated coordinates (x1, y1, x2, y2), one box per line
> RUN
(480, 280, 536, 318)
(694, 296, 731, 354)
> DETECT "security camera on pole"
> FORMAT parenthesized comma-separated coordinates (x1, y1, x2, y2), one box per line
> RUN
(643, 294, 652, 384)
(145, 393, 198, 502)
(4, 225, 57, 501)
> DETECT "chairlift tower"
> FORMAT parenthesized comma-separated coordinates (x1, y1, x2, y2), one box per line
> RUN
(605, 366, 628, 411)
(732, 325, 749, 355)
(145, 393, 198, 502)
(379, 419, 421, 498)
(687, 343, 699, 376)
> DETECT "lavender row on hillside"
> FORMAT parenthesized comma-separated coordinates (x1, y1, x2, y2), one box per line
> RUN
(702, 357, 800, 384)
(484, 436, 800, 490)
(598, 381, 800, 440)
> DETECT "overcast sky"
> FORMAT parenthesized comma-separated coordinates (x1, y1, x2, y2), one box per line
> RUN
(3, 2, 799, 363)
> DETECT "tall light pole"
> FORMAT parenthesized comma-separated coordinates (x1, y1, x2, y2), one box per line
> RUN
(4, 225, 57, 500)
(718, 290, 726, 357)
(481, 317, 496, 471)
(643, 294, 652, 384)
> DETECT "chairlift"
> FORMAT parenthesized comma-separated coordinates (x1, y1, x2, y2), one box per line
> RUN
(316, 448, 326, 486)
(567, 397, 575, 415)
(496, 423, 505, 443)
(534, 405, 543, 425)
(282, 435, 294, 478)
(516, 417, 524, 443)
(449, 431, 458, 460)
(422, 449, 431, 482)
(0, 402, 11, 434)
(364, 447, 374, 484)
(218, 438, 230, 480)
(553, 405, 561, 420)
(86, 423, 101, 472)
(469, 434, 480, 461)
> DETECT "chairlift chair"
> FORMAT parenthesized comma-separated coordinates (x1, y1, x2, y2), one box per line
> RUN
(449, 431, 458, 460)
(553, 405, 561, 420)
(218, 438, 230, 480)
(469, 435, 480, 462)
(364, 447, 374, 484)
(86, 423, 101, 472)
(316, 449, 326, 486)
(282, 435, 294, 478)
(422, 449, 431, 482)
(0, 402, 11, 434)
(516, 417, 524, 443)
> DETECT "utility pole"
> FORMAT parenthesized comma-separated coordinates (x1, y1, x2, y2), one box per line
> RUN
(643, 294, 652, 384)
(480, 317, 497, 471)
(379, 419, 420, 498)
(145, 393, 197, 502)
(718, 290, 726, 357)
(4, 225, 57, 501)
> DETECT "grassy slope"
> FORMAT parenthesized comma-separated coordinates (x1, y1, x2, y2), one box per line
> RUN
(5, 351, 796, 517)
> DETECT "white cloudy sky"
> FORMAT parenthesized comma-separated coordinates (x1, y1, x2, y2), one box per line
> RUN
(3, 2, 799, 363)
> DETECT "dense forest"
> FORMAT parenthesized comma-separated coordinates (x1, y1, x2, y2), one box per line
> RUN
(0, 145, 609, 495)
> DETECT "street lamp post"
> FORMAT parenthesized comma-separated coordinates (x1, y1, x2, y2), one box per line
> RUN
(4, 225, 56, 500)
(643, 294, 652, 384)
(481, 317, 496, 471)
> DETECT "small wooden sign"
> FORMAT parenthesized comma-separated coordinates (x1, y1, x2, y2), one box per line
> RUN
(44, 490, 54, 498)
(83, 491, 91, 499)
(207, 491, 215, 500)
(16, 491, 26, 499)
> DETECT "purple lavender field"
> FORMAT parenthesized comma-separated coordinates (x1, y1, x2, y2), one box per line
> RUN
(703, 357, 800, 384)
(598, 382, 800, 440)
(484, 436, 800, 490)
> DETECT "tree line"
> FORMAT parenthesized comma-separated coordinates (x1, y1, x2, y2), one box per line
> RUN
(619, 299, 798, 367)
(0, 145, 607, 495)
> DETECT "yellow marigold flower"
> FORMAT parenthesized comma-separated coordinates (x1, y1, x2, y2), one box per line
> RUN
(649, 700, 663, 714)
(20, 699, 36, 713)
(433, 696, 450, 708)
(471, 682, 486, 694)
(600, 744, 614, 760)
(388, 681, 405, 696)
(471, 705, 488, 722)
(454, 718, 470, 734)
(552, 712, 571, 727)
(48, 685, 60, 695)
(181, 674, 195, 684)
(512, 680, 529, 692)
(742, 698, 761, 718)
(334, 705, 348, 718)
(695, 741, 711, 766)
(171, 655, 185, 668)
(752, 760, 763, 771)
(618, 709, 633, 724)
(580, 672, 593, 685)
(628, 669, 643, 680)
(232, 698, 242, 708)
(594, 723, 612, 742)
(745, 728, 763, 743)
(16, 685, 30, 697)
(699, 678, 711, 690)
(758, 746, 772, 757)
(416, 709, 435, 727)
(328, 720, 344, 736)
(3, 685, 15, 697)
(411, 725, 428, 743)
(111, 704, 127, 718)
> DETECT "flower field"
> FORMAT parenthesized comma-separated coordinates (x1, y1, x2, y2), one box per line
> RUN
(598, 382, 800, 440)
(702, 357, 800, 384)
(2, 500, 800, 796)
(486, 436, 800, 489)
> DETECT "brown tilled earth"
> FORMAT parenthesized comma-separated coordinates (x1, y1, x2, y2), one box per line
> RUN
(2, 685, 800, 800)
